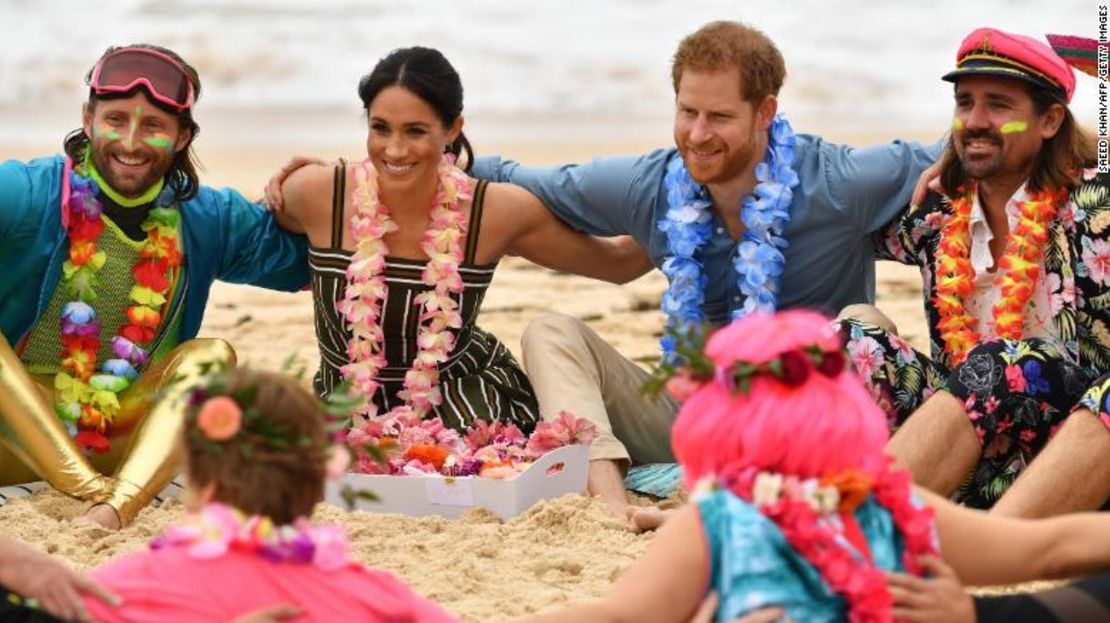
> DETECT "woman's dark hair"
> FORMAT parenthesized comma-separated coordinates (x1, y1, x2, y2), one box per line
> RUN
(64, 43, 203, 202)
(357, 46, 474, 171)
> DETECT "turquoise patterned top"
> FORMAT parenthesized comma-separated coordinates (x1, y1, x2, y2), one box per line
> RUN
(697, 489, 909, 622)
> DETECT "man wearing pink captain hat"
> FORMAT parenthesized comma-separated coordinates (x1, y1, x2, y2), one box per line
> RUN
(841, 27, 1110, 516)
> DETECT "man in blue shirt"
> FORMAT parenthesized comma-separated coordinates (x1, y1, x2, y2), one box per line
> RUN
(471, 21, 940, 517)
(0, 44, 308, 528)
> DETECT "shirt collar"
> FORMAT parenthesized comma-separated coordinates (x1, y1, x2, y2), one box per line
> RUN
(969, 180, 1033, 231)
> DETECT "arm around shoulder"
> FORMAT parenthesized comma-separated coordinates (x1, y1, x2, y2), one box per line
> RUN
(825, 138, 942, 234)
(205, 184, 310, 291)
(494, 183, 653, 284)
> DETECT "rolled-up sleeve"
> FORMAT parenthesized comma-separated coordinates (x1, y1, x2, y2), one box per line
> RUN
(470, 154, 647, 236)
(824, 139, 943, 234)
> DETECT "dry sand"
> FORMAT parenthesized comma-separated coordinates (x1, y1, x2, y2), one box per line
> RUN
(0, 133, 932, 621)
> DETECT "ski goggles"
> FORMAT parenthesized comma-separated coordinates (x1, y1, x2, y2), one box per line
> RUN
(89, 47, 195, 112)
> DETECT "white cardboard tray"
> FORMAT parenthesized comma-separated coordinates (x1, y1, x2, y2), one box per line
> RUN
(324, 444, 588, 520)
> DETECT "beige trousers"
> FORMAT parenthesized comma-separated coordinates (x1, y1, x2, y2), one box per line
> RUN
(520, 313, 678, 465)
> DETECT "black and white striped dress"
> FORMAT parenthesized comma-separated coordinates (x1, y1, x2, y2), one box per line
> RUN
(308, 165, 540, 432)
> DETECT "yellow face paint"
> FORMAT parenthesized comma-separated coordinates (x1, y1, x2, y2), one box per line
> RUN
(1000, 120, 1028, 135)
(952, 117, 964, 132)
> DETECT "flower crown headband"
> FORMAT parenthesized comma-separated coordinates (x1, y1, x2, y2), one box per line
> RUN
(644, 325, 847, 401)
(182, 359, 366, 467)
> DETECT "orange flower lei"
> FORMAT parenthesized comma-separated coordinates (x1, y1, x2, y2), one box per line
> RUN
(57, 163, 181, 454)
(933, 182, 1062, 365)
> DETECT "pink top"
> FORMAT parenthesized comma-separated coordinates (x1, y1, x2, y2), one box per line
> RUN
(83, 546, 459, 623)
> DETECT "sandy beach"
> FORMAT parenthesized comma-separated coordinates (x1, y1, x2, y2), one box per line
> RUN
(0, 130, 932, 621)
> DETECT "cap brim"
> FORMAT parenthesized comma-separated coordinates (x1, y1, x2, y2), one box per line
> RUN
(942, 65, 1065, 99)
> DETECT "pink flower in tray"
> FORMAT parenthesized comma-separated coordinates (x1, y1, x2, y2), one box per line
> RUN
(526, 411, 596, 457)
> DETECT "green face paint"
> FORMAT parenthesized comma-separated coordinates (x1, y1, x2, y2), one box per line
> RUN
(1000, 120, 1028, 135)
(952, 117, 964, 132)
(93, 126, 122, 141)
(142, 136, 173, 150)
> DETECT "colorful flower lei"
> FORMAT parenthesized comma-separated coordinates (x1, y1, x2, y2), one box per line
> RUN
(658, 114, 799, 363)
(933, 183, 1062, 365)
(55, 161, 181, 454)
(152, 503, 351, 571)
(698, 461, 937, 622)
(345, 410, 595, 478)
(336, 155, 472, 420)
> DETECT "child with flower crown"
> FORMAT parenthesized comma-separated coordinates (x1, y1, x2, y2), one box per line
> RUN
(77, 368, 457, 623)
(528, 311, 1110, 623)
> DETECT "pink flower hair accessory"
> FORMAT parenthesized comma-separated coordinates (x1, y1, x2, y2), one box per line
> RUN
(196, 396, 243, 441)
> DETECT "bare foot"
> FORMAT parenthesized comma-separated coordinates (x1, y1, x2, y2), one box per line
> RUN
(84, 504, 121, 530)
(588, 459, 635, 520)
(627, 507, 676, 533)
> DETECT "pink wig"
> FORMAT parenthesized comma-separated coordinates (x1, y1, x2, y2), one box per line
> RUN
(672, 310, 891, 488)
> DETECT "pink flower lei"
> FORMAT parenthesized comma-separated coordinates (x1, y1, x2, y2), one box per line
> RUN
(151, 503, 351, 572)
(336, 155, 473, 420)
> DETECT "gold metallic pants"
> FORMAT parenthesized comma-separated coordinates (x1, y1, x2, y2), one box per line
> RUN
(0, 333, 235, 524)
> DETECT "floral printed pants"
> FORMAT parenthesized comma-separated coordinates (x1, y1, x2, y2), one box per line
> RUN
(840, 319, 1102, 508)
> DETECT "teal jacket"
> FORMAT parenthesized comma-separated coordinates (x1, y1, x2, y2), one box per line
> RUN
(0, 155, 309, 347)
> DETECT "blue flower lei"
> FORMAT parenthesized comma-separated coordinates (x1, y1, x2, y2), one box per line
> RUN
(658, 114, 799, 363)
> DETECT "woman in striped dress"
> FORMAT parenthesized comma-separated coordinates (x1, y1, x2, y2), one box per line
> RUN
(270, 47, 651, 432)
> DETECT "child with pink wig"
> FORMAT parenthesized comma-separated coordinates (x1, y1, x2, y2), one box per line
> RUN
(530, 310, 1110, 623)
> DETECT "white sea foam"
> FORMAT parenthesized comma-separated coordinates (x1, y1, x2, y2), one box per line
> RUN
(0, 0, 1095, 145)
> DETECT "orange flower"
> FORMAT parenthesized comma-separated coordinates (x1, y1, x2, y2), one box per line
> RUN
(142, 229, 183, 266)
(196, 396, 243, 441)
(126, 305, 163, 328)
(821, 469, 875, 513)
(69, 240, 98, 265)
(404, 444, 450, 469)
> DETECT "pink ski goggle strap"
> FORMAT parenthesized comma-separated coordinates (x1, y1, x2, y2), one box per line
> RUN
(89, 47, 195, 112)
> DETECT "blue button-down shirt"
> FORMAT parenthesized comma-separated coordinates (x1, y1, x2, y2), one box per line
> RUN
(472, 135, 940, 324)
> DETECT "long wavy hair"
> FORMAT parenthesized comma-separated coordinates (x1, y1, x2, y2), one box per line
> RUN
(63, 44, 203, 202)
(939, 83, 1097, 195)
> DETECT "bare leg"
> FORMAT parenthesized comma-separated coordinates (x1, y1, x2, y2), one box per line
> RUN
(990, 409, 1110, 518)
(886, 390, 981, 496)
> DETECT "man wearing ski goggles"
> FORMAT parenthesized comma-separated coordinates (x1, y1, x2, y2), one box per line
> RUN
(89, 46, 197, 113)
(0, 44, 310, 533)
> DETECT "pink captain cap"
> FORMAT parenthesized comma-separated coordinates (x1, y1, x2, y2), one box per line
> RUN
(942, 27, 1076, 103)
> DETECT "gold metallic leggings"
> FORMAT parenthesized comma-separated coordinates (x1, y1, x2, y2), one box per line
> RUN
(0, 333, 235, 525)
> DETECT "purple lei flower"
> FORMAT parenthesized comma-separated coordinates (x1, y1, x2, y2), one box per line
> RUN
(68, 174, 103, 220)
(61, 302, 101, 337)
(111, 336, 150, 367)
